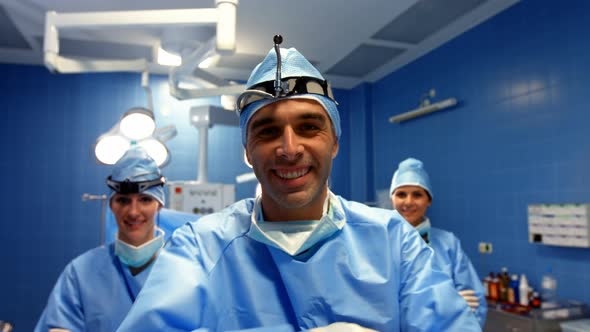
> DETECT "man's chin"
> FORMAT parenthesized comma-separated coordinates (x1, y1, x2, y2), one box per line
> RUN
(279, 193, 313, 209)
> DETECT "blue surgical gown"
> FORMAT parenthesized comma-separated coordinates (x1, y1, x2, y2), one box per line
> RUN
(429, 227, 487, 327)
(117, 197, 481, 331)
(35, 244, 152, 332)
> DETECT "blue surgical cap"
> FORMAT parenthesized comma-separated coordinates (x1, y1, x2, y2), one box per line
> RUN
(109, 146, 165, 205)
(390, 158, 433, 199)
(238, 47, 341, 145)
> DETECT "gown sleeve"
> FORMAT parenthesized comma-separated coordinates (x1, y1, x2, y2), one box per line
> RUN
(397, 225, 482, 331)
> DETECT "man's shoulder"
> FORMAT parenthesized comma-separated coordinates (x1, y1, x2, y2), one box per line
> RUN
(169, 198, 254, 244)
(191, 198, 253, 227)
(337, 196, 403, 226)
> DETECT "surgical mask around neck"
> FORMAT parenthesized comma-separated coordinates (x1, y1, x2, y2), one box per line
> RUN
(115, 227, 165, 268)
(414, 217, 431, 244)
(248, 191, 346, 256)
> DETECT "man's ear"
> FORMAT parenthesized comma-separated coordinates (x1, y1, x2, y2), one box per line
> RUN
(245, 148, 253, 166)
(331, 140, 339, 159)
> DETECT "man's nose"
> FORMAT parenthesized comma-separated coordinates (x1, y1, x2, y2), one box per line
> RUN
(276, 127, 303, 160)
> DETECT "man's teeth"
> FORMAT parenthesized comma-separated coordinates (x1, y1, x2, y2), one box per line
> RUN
(277, 168, 308, 179)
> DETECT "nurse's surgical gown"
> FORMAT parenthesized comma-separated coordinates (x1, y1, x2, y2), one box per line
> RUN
(35, 244, 151, 332)
(118, 197, 482, 332)
(429, 227, 487, 327)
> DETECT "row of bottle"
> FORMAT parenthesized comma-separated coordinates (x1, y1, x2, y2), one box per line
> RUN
(482, 267, 557, 308)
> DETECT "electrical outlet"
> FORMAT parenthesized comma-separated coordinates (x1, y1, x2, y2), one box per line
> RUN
(478, 242, 493, 254)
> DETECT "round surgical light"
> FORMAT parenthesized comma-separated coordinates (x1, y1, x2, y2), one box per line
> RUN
(138, 138, 169, 167)
(95, 135, 131, 165)
(120, 108, 156, 140)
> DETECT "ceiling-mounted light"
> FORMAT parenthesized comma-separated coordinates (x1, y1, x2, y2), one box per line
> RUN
(94, 109, 176, 167)
(138, 138, 169, 166)
(94, 134, 131, 165)
(119, 107, 156, 140)
(157, 46, 182, 67)
(215, 0, 239, 53)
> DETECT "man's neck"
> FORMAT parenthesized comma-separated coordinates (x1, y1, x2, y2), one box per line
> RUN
(261, 188, 329, 221)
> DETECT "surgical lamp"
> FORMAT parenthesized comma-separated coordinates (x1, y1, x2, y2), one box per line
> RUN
(94, 112, 176, 167)
(120, 107, 156, 140)
(94, 72, 176, 167)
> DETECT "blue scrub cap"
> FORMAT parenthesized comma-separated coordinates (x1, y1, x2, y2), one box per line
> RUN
(238, 47, 341, 145)
(390, 158, 433, 199)
(109, 146, 165, 205)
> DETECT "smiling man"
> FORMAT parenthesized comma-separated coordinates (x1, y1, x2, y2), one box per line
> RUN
(117, 37, 481, 332)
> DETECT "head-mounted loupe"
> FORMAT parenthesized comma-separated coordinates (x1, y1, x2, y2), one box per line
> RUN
(235, 34, 338, 115)
(106, 176, 166, 195)
(236, 76, 337, 115)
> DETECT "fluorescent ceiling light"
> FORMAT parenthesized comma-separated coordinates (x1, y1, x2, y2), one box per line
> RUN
(215, 0, 238, 53)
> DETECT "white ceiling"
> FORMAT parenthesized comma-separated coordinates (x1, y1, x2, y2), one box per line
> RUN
(0, 0, 519, 89)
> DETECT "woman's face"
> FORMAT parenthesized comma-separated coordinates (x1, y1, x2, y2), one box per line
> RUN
(110, 193, 161, 246)
(392, 185, 432, 227)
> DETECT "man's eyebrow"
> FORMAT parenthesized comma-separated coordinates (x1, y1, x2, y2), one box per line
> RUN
(249, 116, 274, 132)
(299, 112, 327, 122)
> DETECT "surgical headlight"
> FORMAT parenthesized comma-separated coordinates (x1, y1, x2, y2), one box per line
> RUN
(235, 34, 338, 115)
(236, 76, 337, 115)
(106, 176, 166, 195)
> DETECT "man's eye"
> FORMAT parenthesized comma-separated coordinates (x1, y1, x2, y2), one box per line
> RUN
(301, 123, 319, 131)
(257, 127, 279, 137)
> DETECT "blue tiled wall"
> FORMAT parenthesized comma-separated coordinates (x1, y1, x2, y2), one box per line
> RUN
(369, 0, 590, 306)
(0, 66, 253, 330)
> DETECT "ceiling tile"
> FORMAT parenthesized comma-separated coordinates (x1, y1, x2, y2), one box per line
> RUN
(326, 44, 405, 78)
(372, 0, 486, 44)
(0, 5, 31, 49)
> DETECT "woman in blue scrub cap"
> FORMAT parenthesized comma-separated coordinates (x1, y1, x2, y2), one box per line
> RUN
(390, 157, 488, 327)
(35, 146, 166, 332)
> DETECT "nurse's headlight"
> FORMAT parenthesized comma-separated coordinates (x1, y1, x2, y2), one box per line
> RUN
(106, 176, 166, 195)
(235, 76, 337, 115)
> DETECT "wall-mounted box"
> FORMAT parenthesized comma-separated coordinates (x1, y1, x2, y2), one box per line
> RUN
(528, 204, 590, 248)
(168, 181, 235, 215)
